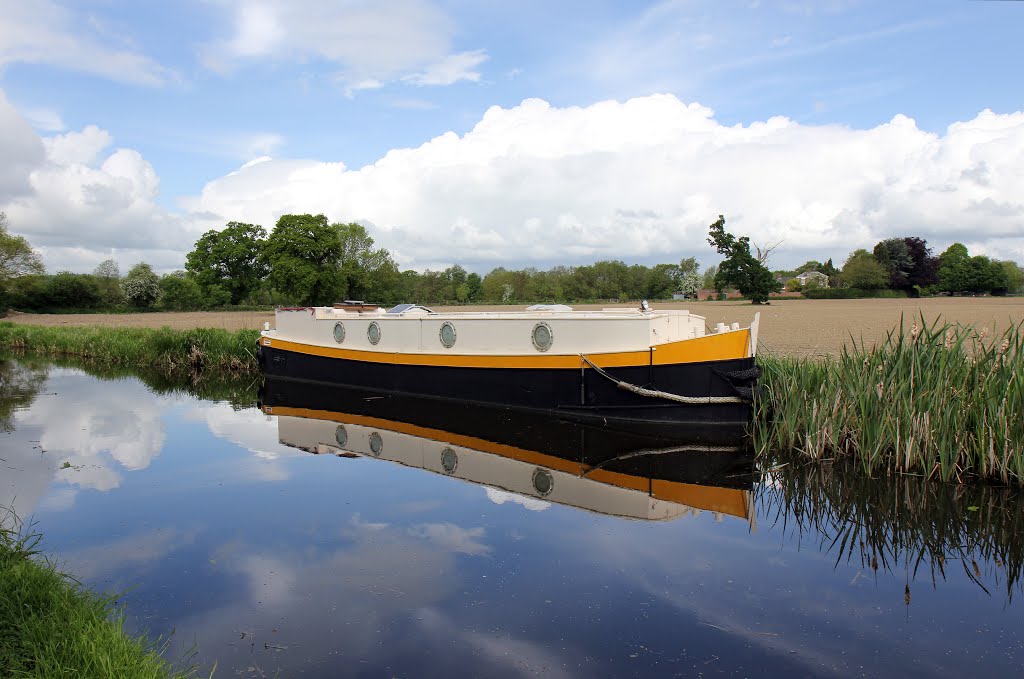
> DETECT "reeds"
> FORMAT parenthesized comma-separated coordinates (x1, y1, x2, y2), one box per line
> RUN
(755, 460, 1024, 601)
(755, 315, 1024, 484)
(0, 323, 260, 377)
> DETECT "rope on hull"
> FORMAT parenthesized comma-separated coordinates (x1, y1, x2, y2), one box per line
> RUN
(580, 355, 750, 405)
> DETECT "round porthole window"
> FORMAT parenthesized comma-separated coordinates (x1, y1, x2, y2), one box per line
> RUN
(368, 432, 383, 456)
(439, 322, 457, 349)
(333, 322, 346, 344)
(531, 322, 553, 352)
(367, 322, 381, 345)
(335, 425, 348, 447)
(440, 447, 458, 474)
(532, 468, 554, 496)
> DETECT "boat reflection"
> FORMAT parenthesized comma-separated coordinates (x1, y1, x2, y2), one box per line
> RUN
(259, 376, 756, 523)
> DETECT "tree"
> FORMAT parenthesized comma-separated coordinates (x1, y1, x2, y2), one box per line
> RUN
(841, 249, 889, 289)
(999, 261, 1024, 294)
(0, 212, 45, 286)
(707, 215, 781, 304)
(92, 258, 124, 306)
(122, 263, 161, 308)
(159, 271, 205, 310)
(873, 237, 938, 293)
(794, 260, 823, 275)
(45, 272, 101, 309)
(701, 265, 717, 290)
(937, 243, 971, 293)
(264, 214, 344, 306)
(186, 222, 268, 304)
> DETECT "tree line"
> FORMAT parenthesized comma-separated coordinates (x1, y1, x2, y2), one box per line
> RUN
(0, 211, 1021, 312)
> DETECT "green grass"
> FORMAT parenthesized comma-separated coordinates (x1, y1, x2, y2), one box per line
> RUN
(0, 323, 260, 377)
(1, 514, 207, 678)
(755, 315, 1024, 484)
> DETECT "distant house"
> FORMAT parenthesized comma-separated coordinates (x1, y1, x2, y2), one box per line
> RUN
(795, 271, 829, 288)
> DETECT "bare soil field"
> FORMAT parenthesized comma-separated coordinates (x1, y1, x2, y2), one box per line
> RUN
(5, 297, 1024, 358)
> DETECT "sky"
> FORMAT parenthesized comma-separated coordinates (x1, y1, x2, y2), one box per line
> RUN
(0, 0, 1021, 275)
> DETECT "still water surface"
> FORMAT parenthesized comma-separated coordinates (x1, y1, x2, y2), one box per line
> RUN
(2, 359, 1023, 677)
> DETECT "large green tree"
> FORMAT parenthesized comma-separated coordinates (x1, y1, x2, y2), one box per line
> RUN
(0, 212, 44, 285)
(333, 222, 402, 302)
(706, 215, 781, 304)
(873, 237, 938, 292)
(264, 214, 344, 305)
(185, 221, 268, 304)
(841, 249, 889, 289)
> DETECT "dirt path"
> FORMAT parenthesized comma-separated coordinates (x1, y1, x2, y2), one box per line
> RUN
(6, 297, 1023, 357)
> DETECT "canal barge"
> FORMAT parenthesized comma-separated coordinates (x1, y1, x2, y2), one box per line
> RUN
(258, 302, 760, 426)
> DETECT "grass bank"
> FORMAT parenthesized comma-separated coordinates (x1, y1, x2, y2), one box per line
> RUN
(755, 317, 1024, 484)
(0, 322, 260, 377)
(1, 515, 205, 678)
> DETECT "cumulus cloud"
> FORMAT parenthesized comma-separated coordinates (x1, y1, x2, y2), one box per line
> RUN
(3, 91, 1024, 274)
(184, 95, 1024, 269)
(0, 94, 204, 271)
(201, 0, 486, 90)
(0, 0, 176, 86)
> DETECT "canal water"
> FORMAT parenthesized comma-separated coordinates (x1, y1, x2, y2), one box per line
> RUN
(2, 358, 1023, 677)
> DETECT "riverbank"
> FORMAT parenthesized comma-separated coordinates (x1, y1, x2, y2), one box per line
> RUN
(0, 323, 259, 377)
(0, 516, 203, 678)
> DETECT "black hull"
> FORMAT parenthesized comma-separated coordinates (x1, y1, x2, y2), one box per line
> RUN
(259, 343, 758, 428)
(259, 377, 756, 490)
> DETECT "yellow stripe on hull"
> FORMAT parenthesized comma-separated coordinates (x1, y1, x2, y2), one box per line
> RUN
(262, 329, 750, 370)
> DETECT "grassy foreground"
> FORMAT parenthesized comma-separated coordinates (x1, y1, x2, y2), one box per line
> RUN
(0, 517, 204, 678)
(756, 317, 1024, 485)
(0, 322, 259, 376)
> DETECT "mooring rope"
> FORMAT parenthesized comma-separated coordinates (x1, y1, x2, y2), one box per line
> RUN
(580, 354, 749, 405)
(580, 443, 744, 478)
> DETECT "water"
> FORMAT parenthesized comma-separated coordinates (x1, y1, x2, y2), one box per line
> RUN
(3, 358, 1023, 677)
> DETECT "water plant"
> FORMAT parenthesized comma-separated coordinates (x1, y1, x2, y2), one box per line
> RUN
(1, 511, 208, 678)
(755, 459, 1024, 601)
(0, 323, 260, 377)
(755, 315, 1024, 484)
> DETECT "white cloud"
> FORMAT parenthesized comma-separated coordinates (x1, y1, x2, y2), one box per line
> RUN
(403, 49, 488, 86)
(183, 95, 1024, 269)
(201, 0, 486, 90)
(409, 522, 491, 555)
(485, 487, 550, 511)
(0, 0, 176, 86)
(21, 107, 65, 133)
(3, 91, 1024, 274)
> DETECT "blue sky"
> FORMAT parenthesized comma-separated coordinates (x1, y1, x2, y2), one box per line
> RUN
(0, 0, 1021, 273)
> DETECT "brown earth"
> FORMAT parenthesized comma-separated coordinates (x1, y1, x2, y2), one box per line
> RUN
(5, 298, 1024, 358)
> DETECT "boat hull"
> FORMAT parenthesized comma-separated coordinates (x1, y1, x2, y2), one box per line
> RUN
(258, 342, 757, 427)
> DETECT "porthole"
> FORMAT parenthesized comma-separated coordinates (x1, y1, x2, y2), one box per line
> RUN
(368, 432, 383, 456)
(532, 468, 554, 496)
(440, 447, 458, 474)
(367, 322, 381, 345)
(531, 322, 553, 352)
(333, 322, 346, 344)
(335, 425, 348, 447)
(439, 322, 457, 349)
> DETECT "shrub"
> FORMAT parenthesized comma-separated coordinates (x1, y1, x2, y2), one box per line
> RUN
(803, 288, 908, 300)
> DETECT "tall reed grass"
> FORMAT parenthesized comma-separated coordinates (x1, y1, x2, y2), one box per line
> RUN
(755, 316, 1024, 484)
(0, 323, 260, 377)
(755, 460, 1024, 601)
